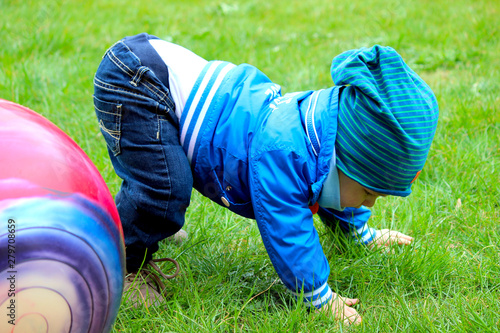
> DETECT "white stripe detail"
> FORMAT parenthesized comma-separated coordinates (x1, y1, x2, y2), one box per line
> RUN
(289, 281, 327, 298)
(186, 63, 235, 162)
(304, 91, 318, 156)
(311, 89, 323, 150)
(180, 61, 223, 146)
(351, 224, 376, 244)
(312, 286, 333, 308)
(355, 223, 369, 236)
(362, 227, 377, 243)
(304, 90, 324, 156)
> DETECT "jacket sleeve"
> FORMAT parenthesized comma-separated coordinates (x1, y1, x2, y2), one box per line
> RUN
(249, 148, 332, 309)
(317, 206, 377, 244)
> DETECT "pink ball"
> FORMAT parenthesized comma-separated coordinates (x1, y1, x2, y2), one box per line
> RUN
(0, 99, 125, 332)
(0, 98, 120, 228)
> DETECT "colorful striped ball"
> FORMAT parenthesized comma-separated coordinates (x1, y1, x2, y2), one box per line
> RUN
(0, 99, 125, 333)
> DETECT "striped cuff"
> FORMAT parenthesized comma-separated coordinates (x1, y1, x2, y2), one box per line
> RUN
(350, 224, 377, 244)
(289, 282, 333, 309)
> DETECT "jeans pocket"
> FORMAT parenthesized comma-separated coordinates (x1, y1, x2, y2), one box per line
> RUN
(93, 95, 122, 156)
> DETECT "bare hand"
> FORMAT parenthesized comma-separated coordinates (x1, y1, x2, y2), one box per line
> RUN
(369, 229, 413, 248)
(319, 292, 362, 325)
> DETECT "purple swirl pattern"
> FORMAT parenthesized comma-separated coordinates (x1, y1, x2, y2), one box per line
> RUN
(0, 193, 125, 332)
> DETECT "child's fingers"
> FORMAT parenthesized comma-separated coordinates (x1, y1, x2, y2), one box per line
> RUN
(338, 296, 362, 325)
(325, 294, 362, 325)
(372, 229, 414, 247)
(390, 231, 413, 245)
(343, 306, 362, 325)
(396, 236, 413, 245)
(341, 297, 359, 306)
(395, 231, 413, 241)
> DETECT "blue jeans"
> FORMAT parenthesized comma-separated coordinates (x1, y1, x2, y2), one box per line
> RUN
(93, 33, 193, 272)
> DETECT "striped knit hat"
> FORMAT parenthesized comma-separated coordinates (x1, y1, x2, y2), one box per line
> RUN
(331, 45, 439, 197)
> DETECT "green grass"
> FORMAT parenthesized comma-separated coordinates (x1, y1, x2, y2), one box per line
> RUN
(1, 0, 499, 331)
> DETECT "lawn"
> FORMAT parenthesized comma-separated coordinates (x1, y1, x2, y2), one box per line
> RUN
(1, 0, 499, 331)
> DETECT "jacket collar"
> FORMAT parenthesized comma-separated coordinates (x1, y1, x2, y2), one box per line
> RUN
(298, 86, 340, 204)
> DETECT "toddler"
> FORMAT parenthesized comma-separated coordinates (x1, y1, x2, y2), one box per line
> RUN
(93, 33, 438, 324)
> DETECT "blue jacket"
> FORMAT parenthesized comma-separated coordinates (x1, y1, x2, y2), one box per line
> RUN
(179, 61, 375, 308)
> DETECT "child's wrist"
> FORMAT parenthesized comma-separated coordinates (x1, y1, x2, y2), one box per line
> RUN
(347, 224, 378, 245)
(362, 227, 378, 244)
(289, 282, 333, 309)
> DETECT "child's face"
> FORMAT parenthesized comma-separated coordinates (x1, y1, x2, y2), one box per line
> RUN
(339, 170, 387, 208)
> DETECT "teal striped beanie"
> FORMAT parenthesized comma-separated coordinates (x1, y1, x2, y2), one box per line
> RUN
(331, 45, 439, 197)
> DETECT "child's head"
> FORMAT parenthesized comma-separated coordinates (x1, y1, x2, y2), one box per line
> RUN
(331, 45, 439, 198)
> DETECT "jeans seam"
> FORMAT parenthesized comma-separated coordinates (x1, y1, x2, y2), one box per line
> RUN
(94, 77, 153, 101)
(98, 62, 170, 108)
(98, 119, 120, 139)
(108, 48, 135, 77)
(103, 44, 175, 111)
(130, 66, 150, 86)
(142, 80, 168, 104)
(94, 103, 122, 116)
(107, 47, 162, 98)
(157, 116, 172, 219)
(95, 78, 174, 114)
